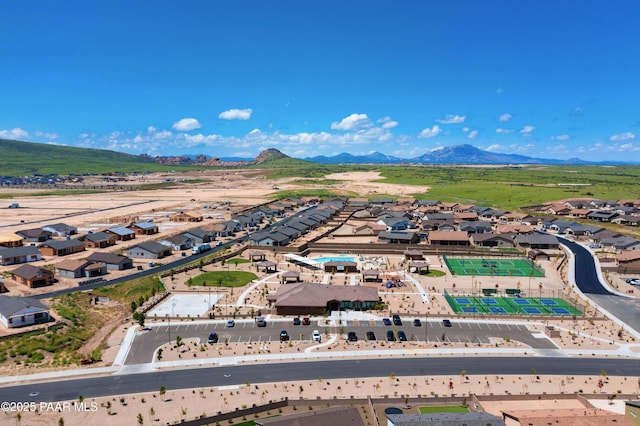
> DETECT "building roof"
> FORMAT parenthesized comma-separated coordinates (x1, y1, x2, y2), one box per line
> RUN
(39, 239, 85, 250)
(0, 246, 41, 257)
(272, 282, 378, 308)
(42, 223, 76, 233)
(0, 234, 23, 244)
(55, 259, 92, 272)
(129, 241, 171, 254)
(86, 252, 131, 265)
(428, 230, 469, 241)
(107, 226, 135, 236)
(83, 231, 113, 242)
(501, 408, 630, 426)
(11, 264, 52, 280)
(387, 412, 505, 426)
(0, 296, 49, 317)
(514, 234, 560, 245)
(15, 228, 51, 239)
(130, 221, 157, 230)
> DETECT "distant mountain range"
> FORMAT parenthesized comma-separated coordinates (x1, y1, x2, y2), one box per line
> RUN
(304, 144, 593, 165)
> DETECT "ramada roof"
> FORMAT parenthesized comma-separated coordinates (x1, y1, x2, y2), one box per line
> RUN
(271, 282, 378, 308)
(428, 230, 469, 241)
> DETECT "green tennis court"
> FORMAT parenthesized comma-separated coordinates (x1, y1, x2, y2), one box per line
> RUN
(443, 255, 544, 277)
(444, 290, 582, 316)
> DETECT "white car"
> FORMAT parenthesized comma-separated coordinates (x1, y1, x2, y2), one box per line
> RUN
(312, 330, 322, 342)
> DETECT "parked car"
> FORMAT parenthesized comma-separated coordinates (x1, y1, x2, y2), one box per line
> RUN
(302, 317, 311, 325)
(382, 318, 392, 326)
(312, 330, 322, 342)
(366, 331, 376, 341)
(347, 331, 358, 342)
(443, 319, 452, 327)
(256, 317, 267, 327)
(625, 278, 640, 285)
(280, 330, 290, 342)
(386, 330, 396, 341)
(293, 317, 301, 326)
(392, 314, 402, 326)
(207, 332, 218, 344)
(413, 318, 422, 326)
(226, 320, 235, 328)
(398, 330, 407, 341)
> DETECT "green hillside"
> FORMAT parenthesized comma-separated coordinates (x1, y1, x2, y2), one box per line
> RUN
(0, 139, 181, 176)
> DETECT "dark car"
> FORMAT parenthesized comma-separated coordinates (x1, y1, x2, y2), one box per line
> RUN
(279, 330, 290, 342)
(382, 318, 392, 326)
(366, 331, 376, 341)
(386, 330, 396, 341)
(413, 319, 422, 326)
(302, 317, 311, 325)
(398, 330, 407, 341)
(293, 317, 301, 326)
(207, 332, 218, 344)
(347, 331, 358, 342)
(392, 314, 402, 326)
(443, 319, 452, 327)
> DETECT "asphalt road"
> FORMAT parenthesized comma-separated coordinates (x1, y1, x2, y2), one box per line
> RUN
(559, 237, 640, 335)
(126, 319, 555, 364)
(2, 357, 638, 403)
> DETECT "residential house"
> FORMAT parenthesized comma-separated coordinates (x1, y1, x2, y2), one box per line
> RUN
(128, 221, 159, 235)
(458, 221, 492, 234)
(0, 234, 23, 248)
(428, 230, 470, 247)
(182, 228, 216, 245)
(55, 259, 107, 279)
(169, 211, 203, 222)
(587, 211, 619, 222)
(616, 250, 640, 273)
(39, 239, 85, 256)
(0, 246, 41, 266)
(370, 197, 394, 207)
(478, 208, 508, 222)
(160, 234, 194, 251)
(105, 226, 136, 241)
(42, 223, 77, 237)
(612, 215, 640, 226)
(514, 234, 560, 250)
(378, 231, 420, 244)
(249, 231, 290, 247)
(376, 217, 414, 232)
(453, 211, 479, 222)
(86, 252, 133, 270)
(15, 228, 52, 243)
(126, 242, 172, 259)
(499, 213, 532, 224)
(11, 264, 55, 288)
(471, 233, 516, 248)
(599, 235, 640, 251)
(80, 231, 116, 249)
(0, 296, 51, 328)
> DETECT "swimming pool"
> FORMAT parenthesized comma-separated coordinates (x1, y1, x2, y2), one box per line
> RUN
(313, 256, 356, 263)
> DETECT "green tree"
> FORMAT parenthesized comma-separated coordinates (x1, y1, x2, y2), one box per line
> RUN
(137, 412, 143, 425)
(130, 301, 138, 313)
(159, 385, 166, 401)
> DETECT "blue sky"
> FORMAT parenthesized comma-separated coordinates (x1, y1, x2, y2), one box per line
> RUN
(1, 1, 639, 162)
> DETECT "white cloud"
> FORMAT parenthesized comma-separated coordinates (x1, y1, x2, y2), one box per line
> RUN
(0, 127, 29, 139)
(467, 130, 478, 140)
(499, 113, 512, 122)
(376, 116, 398, 129)
(331, 113, 371, 130)
(172, 118, 201, 131)
(418, 125, 441, 139)
(495, 128, 514, 134)
(462, 127, 469, 132)
(520, 125, 535, 135)
(35, 131, 58, 140)
(435, 114, 466, 124)
(484, 144, 502, 152)
(610, 132, 635, 141)
(218, 108, 253, 120)
(496, 88, 504, 94)
(550, 134, 570, 141)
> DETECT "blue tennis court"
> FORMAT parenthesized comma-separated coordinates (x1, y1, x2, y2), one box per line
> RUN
(455, 298, 472, 305)
(551, 307, 571, 315)
(481, 298, 498, 305)
(512, 299, 531, 305)
(540, 299, 558, 306)
(461, 306, 479, 313)
(523, 307, 542, 314)
(489, 307, 508, 314)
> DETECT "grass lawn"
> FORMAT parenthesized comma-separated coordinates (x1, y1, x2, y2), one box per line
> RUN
(423, 270, 446, 278)
(418, 405, 470, 413)
(187, 271, 258, 287)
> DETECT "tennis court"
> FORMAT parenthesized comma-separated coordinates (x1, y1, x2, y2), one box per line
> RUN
(444, 289, 582, 316)
(443, 255, 545, 277)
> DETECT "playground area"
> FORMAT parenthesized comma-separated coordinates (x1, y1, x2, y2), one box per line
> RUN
(444, 289, 583, 316)
(443, 255, 545, 277)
